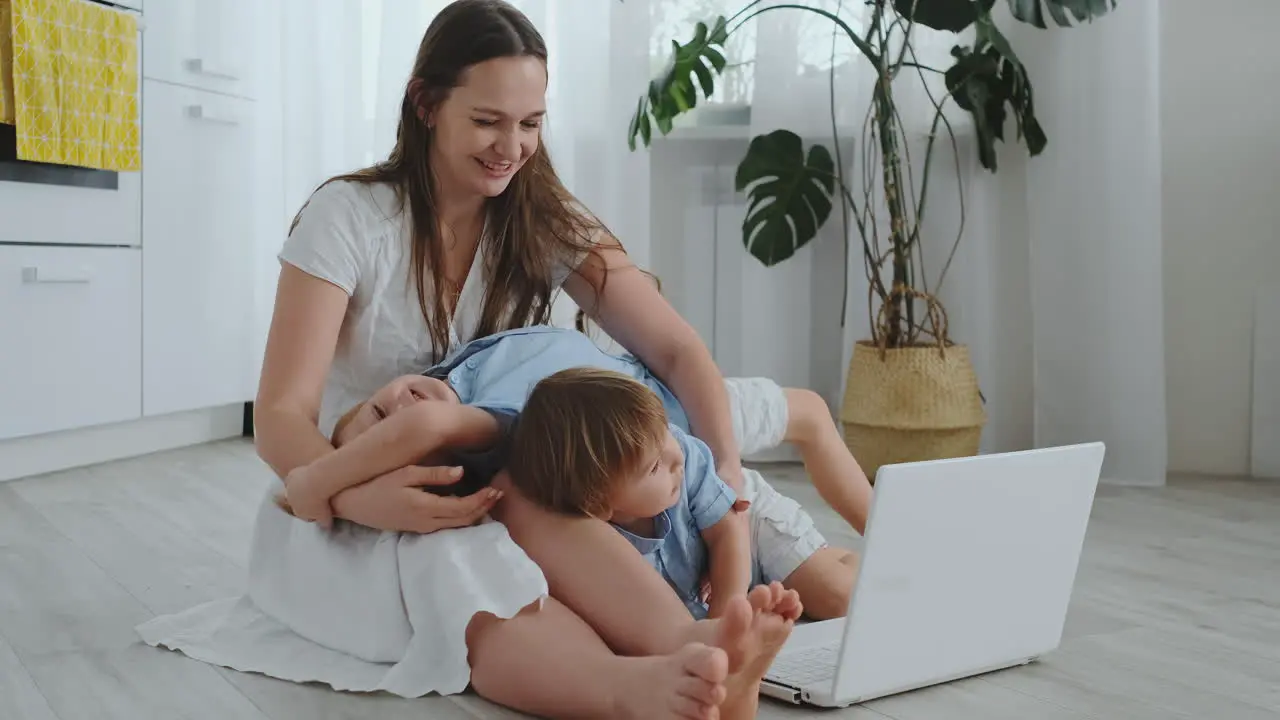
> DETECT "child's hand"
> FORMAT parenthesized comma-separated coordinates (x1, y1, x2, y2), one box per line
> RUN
(283, 465, 336, 529)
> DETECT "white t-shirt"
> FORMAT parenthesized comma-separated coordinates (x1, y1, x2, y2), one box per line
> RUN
(278, 179, 580, 437)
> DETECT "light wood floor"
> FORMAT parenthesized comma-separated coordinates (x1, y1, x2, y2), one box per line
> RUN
(1, 438, 1277, 719)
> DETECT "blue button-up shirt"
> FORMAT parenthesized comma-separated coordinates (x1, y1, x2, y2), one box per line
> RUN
(427, 326, 690, 430)
(611, 423, 737, 619)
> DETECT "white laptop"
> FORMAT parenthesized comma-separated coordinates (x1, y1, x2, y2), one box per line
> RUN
(760, 442, 1106, 707)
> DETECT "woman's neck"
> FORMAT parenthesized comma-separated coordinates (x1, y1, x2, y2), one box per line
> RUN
(436, 195, 486, 232)
(432, 173, 487, 233)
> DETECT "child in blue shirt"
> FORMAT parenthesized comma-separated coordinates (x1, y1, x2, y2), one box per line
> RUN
(502, 367, 860, 621)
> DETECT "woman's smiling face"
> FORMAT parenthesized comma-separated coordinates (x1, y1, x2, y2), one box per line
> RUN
(426, 55, 547, 199)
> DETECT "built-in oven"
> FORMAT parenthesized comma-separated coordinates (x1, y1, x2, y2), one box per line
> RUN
(0, 0, 144, 249)
(0, 0, 147, 447)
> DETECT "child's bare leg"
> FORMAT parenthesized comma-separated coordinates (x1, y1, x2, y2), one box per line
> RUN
(781, 547, 860, 621)
(784, 388, 873, 535)
(491, 472, 727, 657)
(467, 597, 734, 720)
(741, 469, 858, 621)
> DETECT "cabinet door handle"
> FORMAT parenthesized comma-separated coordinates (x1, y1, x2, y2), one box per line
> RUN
(186, 105, 241, 126)
(185, 57, 239, 81)
(21, 266, 92, 284)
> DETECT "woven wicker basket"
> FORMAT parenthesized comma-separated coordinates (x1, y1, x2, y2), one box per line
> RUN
(839, 340, 986, 481)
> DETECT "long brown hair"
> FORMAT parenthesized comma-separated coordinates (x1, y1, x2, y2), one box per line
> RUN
(508, 368, 669, 517)
(291, 0, 601, 360)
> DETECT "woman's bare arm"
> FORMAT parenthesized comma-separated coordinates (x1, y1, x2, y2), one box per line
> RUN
(564, 239, 744, 492)
(286, 402, 502, 524)
(257, 263, 502, 533)
(254, 264, 349, 478)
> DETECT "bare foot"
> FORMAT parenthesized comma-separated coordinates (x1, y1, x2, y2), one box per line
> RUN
(752, 580, 804, 623)
(615, 643, 729, 720)
(721, 584, 798, 720)
(679, 583, 802, 671)
(708, 594, 754, 672)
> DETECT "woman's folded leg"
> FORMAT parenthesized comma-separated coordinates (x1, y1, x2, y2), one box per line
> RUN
(466, 597, 730, 720)
(490, 471, 713, 657)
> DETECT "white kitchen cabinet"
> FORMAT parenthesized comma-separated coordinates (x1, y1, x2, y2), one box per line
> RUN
(0, 246, 142, 440)
(142, 0, 257, 100)
(141, 79, 257, 417)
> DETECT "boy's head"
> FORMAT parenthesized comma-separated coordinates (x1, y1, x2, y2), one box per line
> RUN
(332, 374, 459, 446)
(508, 367, 685, 521)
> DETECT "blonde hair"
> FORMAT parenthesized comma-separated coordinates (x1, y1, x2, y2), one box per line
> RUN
(508, 367, 668, 516)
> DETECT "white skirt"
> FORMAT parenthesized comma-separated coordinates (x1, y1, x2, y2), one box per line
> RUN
(136, 480, 548, 698)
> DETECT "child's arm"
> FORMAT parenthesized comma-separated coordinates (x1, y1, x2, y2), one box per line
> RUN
(285, 401, 501, 526)
(700, 510, 752, 618)
(678, 428, 752, 618)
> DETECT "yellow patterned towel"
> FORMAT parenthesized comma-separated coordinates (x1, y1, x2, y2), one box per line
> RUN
(1, 0, 139, 171)
(0, 0, 14, 124)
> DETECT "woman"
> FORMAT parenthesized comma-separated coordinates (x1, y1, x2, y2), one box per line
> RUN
(238, 1, 794, 718)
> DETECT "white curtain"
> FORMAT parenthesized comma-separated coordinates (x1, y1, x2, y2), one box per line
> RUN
(276, 0, 653, 327)
(275, 0, 1168, 485)
(654, 0, 1167, 485)
(1015, 1, 1167, 486)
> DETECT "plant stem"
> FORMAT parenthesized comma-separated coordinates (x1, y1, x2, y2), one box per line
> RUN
(871, 27, 911, 347)
(827, 0, 851, 329)
(730, 3, 879, 66)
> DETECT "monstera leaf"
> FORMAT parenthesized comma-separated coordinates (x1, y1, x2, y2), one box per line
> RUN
(891, 0, 995, 32)
(627, 17, 729, 150)
(944, 35, 1044, 171)
(1006, 0, 1118, 28)
(734, 131, 836, 267)
(898, 0, 1116, 32)
(893, 0, 1117, 171)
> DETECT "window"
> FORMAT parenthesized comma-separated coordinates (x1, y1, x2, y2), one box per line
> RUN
(648, 0, 865, 107)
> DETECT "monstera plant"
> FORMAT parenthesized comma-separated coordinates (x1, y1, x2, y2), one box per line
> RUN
(629, 0, 1117, 345)
(627, 0, 1119, 476)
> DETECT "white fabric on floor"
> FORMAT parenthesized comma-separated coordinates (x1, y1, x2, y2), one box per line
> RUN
(137, 481, 548, 698)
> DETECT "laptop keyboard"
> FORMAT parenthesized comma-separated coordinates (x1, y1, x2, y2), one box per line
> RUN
(767, 644, 839, 686)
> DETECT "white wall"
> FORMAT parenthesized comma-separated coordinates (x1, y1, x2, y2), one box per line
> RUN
(1162, 0, 1280, 477)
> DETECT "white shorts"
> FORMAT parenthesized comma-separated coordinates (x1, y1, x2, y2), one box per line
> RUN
(723, 376, 789, 456)
(742, 468, 828, 585)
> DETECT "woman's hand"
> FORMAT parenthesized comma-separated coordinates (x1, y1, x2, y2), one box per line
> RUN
(330, 465, 503, 533)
